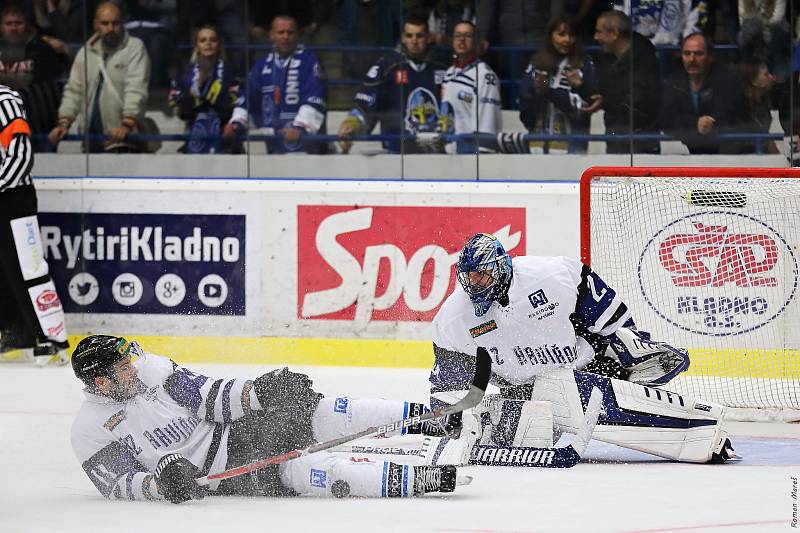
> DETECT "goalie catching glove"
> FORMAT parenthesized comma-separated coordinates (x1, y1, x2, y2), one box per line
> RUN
(155, 454, 207, 504)
(606, 327, 690, 386)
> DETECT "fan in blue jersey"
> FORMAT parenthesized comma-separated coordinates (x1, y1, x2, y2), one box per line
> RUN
(632, 0, 708, 46)
(427, 232, 738, 466)
(70, 335, 471, 503)
(170, 25, 241, 154)
(223, 15, 328, 155)
(337, 14, 448, 154)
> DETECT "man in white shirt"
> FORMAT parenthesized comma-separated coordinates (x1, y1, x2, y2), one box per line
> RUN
(438, 21, 502, 154)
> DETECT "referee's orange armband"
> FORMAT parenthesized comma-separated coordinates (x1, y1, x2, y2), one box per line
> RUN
(0, 118, 31, 150)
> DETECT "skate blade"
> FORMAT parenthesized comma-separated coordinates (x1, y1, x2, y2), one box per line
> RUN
(0, 348, 33, 363)
(34, 351, 69, 367)
(456, 474, 474, 487)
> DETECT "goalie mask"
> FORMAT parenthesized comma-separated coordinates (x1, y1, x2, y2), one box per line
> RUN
(456, 233, 513, 316)
(72, 334, 143, 385)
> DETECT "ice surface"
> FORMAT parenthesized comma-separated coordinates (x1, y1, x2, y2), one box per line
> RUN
(1, 363, 797, 533)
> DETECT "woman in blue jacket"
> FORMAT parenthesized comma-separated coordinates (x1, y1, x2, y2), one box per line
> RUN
(170, 25, 240, 154)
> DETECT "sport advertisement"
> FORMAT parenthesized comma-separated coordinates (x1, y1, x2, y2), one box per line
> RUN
(297, 205, 527, 322)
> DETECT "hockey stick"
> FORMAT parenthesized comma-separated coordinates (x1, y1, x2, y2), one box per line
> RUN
(194, 350, 491, 487)
(329, 386, 604, 469)
(330, 443, 424, 457)
(469, 385, 602, 468)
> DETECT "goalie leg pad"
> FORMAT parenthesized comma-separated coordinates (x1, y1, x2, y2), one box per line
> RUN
(479, 397, 554, 448)
(527, 369, 731, 463)
(422, 394, 555, 465)
(580, 373, 728, 463)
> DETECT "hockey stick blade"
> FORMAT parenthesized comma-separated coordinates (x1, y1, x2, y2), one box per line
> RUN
(469, 386, 603, 468)
(195, 350, 491, 486)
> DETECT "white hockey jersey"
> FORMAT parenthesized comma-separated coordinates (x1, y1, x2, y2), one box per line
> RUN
(431, 256, 632, 391)
(70, 353, 259, 500)
(439, 59, 501, 154)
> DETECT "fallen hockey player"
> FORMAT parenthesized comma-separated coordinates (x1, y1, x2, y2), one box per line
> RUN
(70, 335, 474, 503)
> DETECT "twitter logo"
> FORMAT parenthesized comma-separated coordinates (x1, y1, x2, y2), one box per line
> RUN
(68, 273, 99, 305)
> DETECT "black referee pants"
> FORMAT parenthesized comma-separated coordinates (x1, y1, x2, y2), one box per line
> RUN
(0, 185, 65, 348)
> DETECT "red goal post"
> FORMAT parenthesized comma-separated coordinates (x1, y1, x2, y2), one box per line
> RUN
(580, 167, 800, 421)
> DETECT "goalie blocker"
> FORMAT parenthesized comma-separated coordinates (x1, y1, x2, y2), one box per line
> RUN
(431, 368, 738, 467)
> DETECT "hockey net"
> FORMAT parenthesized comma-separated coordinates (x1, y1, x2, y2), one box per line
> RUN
(581, 167, 800, 421)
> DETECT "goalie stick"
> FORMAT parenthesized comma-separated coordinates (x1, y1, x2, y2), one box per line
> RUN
(328, 386, 604, 469)
(194, 350, 491, 487)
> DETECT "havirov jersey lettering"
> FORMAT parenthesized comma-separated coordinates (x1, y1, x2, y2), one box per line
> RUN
(431, 255, 631, 393)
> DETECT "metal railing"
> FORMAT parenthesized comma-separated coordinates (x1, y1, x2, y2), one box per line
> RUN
(39, 130, 785, 155)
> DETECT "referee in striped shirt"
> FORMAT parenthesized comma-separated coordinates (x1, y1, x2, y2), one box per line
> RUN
(0, 83, 69, 365)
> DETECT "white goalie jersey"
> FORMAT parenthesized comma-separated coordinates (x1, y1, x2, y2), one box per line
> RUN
(431, 255, 632, 392)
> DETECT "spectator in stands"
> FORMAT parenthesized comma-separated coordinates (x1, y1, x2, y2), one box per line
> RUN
(48, 2, 151, 153)
(0, 5, 69, 151)
(593, 10, 661, 154)
(223, 14, 328, 155)
(438, 20, 501, 154)
(630, 0, 708, 45)
(737, 55, 779, 154)
(31, 0, 92, 43)
(337, 14, 448, 154)
(661, 33, 750, 154)
(518, 15, 600, 154)
(738, 0, 790, 81)
(249, 1, 325, 42)
(179, 1, 248, 79)
(169, 24, 240, 154)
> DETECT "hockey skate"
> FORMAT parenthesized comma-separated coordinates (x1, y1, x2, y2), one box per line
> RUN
(33, 341, 69, 367)
(413, 465, 472, 495)
(709, 438, 741, 464)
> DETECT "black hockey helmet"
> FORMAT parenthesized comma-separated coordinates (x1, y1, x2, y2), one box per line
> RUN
(72, 335, 136, 383)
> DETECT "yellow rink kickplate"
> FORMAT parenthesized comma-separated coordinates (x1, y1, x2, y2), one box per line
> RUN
(65, 334, 433, 368)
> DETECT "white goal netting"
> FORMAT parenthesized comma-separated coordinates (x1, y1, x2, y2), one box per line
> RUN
(582, 168, 800, 421)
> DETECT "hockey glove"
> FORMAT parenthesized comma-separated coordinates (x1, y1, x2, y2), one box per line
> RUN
(155, 454, 207, 504)
(421, 411, 463, 438)
(607, 327, 690, 386)
(253, 367, 322, 414)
